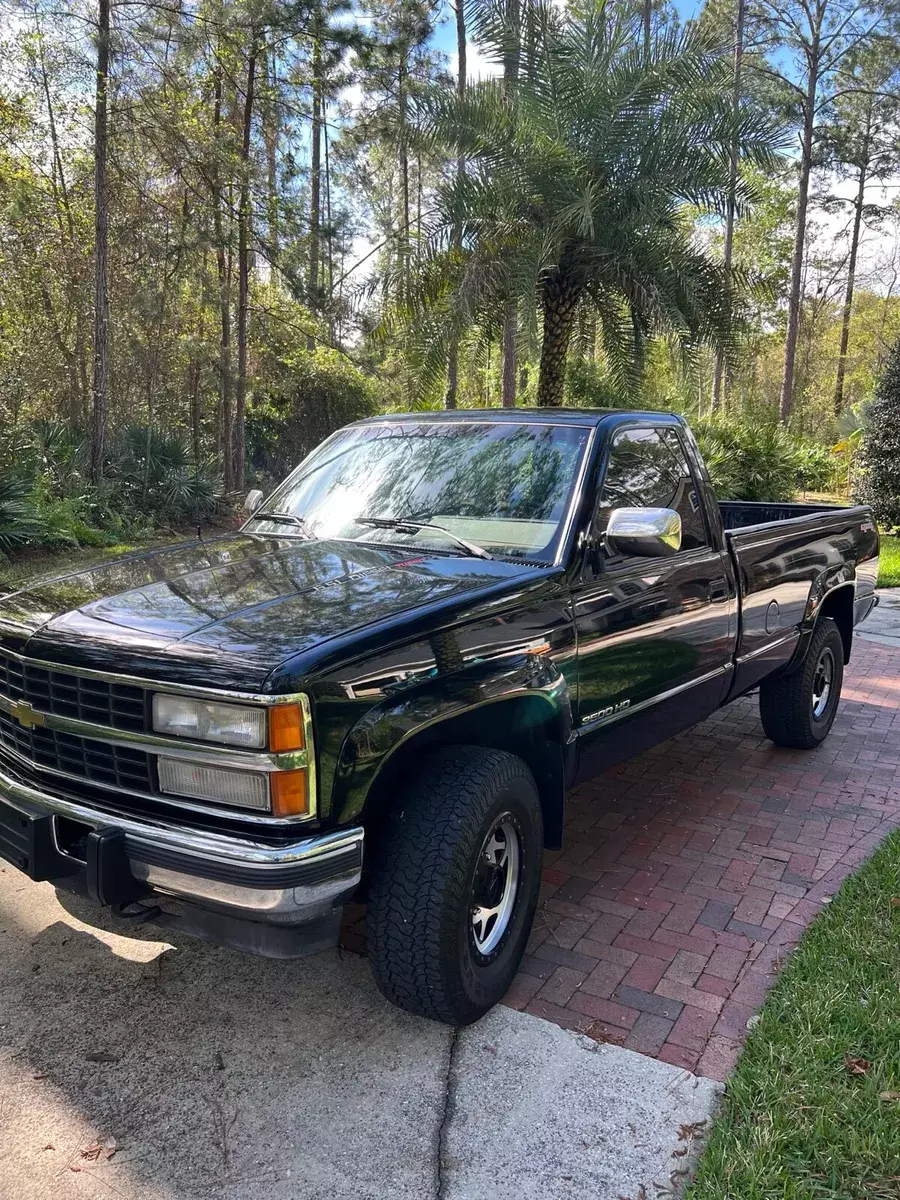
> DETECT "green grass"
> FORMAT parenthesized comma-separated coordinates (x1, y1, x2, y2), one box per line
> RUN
(688, 831, 900, 1200)
(878, 535, 900, 589)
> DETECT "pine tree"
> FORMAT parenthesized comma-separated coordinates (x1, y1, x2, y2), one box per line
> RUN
(857, 340, 900, 529)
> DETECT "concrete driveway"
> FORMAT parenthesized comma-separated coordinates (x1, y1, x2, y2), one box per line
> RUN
(0, 874, 720, 1200)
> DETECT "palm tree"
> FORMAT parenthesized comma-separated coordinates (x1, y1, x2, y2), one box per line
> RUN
(403, 0, 784, 406)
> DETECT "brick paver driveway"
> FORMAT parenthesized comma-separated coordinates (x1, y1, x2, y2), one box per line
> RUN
(506, 639, 900, 1080)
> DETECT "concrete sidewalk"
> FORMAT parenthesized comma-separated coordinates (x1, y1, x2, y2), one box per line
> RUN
(0, 876, 721, 1200)
(857, 586, 900, 647)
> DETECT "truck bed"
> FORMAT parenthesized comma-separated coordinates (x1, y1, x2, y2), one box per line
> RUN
(719, 499, 878, 696)
(719, 499, 849, 531)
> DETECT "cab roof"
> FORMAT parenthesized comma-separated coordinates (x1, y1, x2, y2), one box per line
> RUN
(356, 407, 682, 428)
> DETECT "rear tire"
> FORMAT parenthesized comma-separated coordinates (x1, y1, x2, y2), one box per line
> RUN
(759, 617, 844, 749)
(367, 746, 543, 1025)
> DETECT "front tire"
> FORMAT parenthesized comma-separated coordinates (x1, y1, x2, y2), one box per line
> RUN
(759, 617, 844, 749)
(367, 746, 543, 1025)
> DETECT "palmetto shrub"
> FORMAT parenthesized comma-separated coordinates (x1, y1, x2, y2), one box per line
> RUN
(694, 418, 833, 502)
(0, 473, 44, 556)
(109, 425, 223, 523)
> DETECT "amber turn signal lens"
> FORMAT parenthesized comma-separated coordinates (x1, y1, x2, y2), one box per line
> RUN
(269, 703, 305, 752)
(271, 768, 309, 816)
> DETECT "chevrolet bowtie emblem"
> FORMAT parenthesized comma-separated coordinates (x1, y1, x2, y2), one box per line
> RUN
(9, 700, 44, 729)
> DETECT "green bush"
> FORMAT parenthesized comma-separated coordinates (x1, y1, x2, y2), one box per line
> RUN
(247, 350, 381, 480)
(0, 418, 225, 558)
(694, 418, 835, 502)
(0, 473, 44, 556)
(27, 483, 123, 550)
(856, 340, 900, 529)
(564, 359, 635, 409)
(109, 425, 223, 523)
(793, 442, 836, 493)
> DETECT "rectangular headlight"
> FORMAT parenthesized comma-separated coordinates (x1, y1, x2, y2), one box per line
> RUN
(152, 695, 267, 749)
(157, 757, 270, 810)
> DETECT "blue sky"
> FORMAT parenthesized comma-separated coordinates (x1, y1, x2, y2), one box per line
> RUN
(429, 0, 705, 60)
(417, 0, 898, 293)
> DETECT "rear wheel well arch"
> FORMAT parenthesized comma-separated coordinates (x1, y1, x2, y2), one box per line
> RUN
(360, 696, 570, 862)
(816, 583, 854, 662)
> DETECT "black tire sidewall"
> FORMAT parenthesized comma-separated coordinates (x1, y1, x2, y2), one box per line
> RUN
(367, 747, 544, 1025)
(759, 617, 845, 749)
(452, 783, 542, 1017)
(800, 622, 844, 744)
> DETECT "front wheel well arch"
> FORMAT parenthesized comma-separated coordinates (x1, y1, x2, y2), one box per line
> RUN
(360, 696, 570, 863)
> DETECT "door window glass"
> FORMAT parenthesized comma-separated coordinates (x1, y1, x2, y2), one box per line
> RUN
(594, 427, 709, 553)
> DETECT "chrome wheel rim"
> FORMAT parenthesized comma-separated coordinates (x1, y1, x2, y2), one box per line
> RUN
(811, 647, 835, 720)
(470, 815, 521, 957)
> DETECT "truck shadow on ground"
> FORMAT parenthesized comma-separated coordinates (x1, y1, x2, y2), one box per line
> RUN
(0, 884, 451, 1200)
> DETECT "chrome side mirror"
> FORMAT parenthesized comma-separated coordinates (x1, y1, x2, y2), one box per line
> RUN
(606, 507, 682, 557)
(244, 488, 264, 515)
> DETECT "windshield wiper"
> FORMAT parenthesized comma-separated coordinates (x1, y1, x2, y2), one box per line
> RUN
(252, 510, 314, 535)
(356, 516, 494, 561)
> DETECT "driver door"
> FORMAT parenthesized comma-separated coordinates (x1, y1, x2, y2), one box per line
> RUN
(572, 425, 734, 779)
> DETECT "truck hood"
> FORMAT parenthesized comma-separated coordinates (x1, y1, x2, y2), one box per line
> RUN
(0, 534, 549, 690)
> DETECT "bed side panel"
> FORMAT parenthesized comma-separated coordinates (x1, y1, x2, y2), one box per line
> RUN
(727, 508, 872, 697)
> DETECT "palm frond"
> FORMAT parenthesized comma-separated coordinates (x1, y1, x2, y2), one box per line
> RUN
(393, 0, 787, 404)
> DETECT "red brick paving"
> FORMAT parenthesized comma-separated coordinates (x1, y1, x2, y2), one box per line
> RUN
(342, 639, 900, 1081)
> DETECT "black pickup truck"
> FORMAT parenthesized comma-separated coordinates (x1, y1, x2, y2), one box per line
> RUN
(0, 409, 879, 1024)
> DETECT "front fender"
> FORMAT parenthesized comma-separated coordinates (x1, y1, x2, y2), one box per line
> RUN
(327, 651, 574, 828)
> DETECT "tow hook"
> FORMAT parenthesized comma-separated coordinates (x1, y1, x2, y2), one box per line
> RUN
(113, 899, 162, 924)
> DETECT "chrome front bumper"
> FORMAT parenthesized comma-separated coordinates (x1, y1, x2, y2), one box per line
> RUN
(0, 759, 363, 926)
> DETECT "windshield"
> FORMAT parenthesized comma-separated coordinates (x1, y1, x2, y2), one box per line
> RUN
(246, 420, 592, 563)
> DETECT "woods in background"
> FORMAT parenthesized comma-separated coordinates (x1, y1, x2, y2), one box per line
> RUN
(1, 0, 899, 557)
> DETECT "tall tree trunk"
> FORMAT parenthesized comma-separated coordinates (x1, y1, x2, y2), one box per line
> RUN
(643, 0, 651, 59)
(537, 272, 581, 406)
(143, 215, 170, 500)
(212, 61, 233, 491)
(501, 311, 517, 408)
(446, 347, 459, 410)
(38, 23, 88, 423)
(712, 0, 746, 413)
(445, 0, 466, 410)
(398, 47, 410, 302)
(416, 149, 422, 261)
(834, 112, 872, 418)
(324, 98, 334, 323)
(90, 0, 111, 481)
(501, 0, 520, 409)
(779, 34, 820, 423)
(235, 30, 259, 493)
(307, 25, 322, 349)
(190, 347, 203, 475)
(264, 48, 279, 265)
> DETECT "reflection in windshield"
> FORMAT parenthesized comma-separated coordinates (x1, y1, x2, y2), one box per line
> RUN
(247, 421, 591, 562)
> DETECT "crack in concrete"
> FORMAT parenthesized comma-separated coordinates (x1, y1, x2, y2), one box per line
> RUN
(435, 1025, 460, 1200)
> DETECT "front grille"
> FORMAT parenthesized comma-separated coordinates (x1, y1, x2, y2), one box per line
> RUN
(0, 649, 146, 732)
(0, 709, 153, 792)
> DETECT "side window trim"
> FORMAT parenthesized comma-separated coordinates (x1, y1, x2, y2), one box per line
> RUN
(591, 422, 710, 564)
(665, 427, 714, 549)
